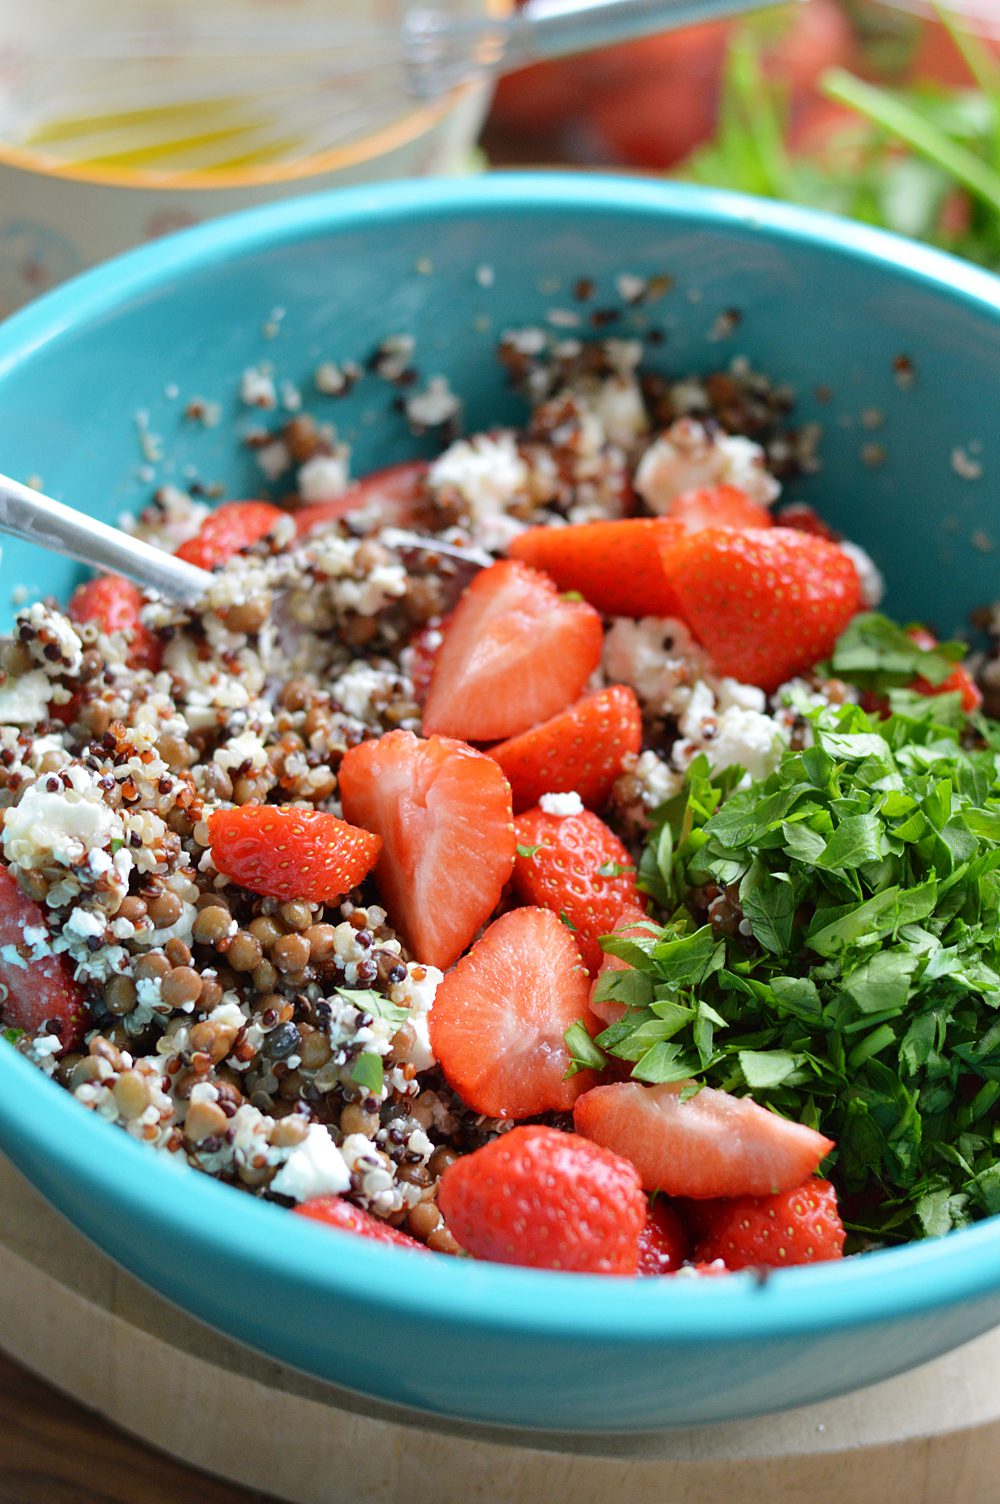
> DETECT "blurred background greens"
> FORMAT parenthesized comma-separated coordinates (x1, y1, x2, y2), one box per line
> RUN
(483, 1, 1000, 271)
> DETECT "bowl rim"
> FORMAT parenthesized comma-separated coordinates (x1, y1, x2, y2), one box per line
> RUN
(1, 170, 1000, 1349)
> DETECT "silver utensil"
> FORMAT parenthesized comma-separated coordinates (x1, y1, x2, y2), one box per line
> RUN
(0, 473, 492, 607)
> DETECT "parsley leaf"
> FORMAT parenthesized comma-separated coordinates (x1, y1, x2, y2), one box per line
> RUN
(831, 611, 966, 691)
(517, 843, 542, 860)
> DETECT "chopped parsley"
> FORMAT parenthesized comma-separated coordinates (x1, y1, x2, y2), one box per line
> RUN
(596, 860, 636, 878)
(582, 695, 1000, 1244)
(2, 1026, 24, 1046)
(517, 843, 542, 860)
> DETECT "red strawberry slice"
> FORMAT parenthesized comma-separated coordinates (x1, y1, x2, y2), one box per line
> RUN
(908, 628, 983, 715)
(176, 500, 285, 569)
(406, 616, 450, 707)
(488, 685, 642, 813)
(511, 807, 643, 975)
(666, 483, 773, 533)
(207, 806, 381, 904)
(589, 907, 652, 1026)
(637, 1198, 689, 1275)
(0, 865, 88, 1051)
(659, 526, 862, 692)
(507, 518, 683, 618)
(68, 574, 161, 672)
(338, 730, 515, 970)
(293, 461, 431, 537)
(422, 560, 603, 742)
(438, 1124, 645, 1273)
(574, 1080, 834, 1198)
(295, 1195, 427, 1251)
(694, 1178, 845, 1270)
(776, 502, 841, 541)
(428, 906, 594, 1119)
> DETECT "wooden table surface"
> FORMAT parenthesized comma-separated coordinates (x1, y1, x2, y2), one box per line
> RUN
(0, 1351, 280, 1504)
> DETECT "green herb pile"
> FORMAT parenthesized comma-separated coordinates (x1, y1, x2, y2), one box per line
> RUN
(569, 616, 1000, 1244)
(686, 6, 1000, 272)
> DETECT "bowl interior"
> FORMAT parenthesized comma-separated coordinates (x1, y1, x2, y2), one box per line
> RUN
(1, 174, 1000, 1432)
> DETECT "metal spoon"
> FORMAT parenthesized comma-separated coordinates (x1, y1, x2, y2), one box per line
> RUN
(0, 472, 491, 606)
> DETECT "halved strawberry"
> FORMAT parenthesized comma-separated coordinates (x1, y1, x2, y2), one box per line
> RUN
(507, 518, 682, 618)
(694, 1178, 845, 1270)
(422, 560, 603, 742)
(207, 806, 381, 903)
(908, 628, 983, 715)
(438, 1123, 645, 1273)
(659, 526, 862, 692)
(68, 574, 161, 672)
(176, 500, 285, 569)
(295, 1195, 427, 1251)
(637, 1198, 689, 1275)
(589, 907, 652, 1026)
(574, 1080, 834, 1198)
(666, 483, 773, 534)
(406, 616, 450, 707)
(511, 808, 643, 975)
(338, 730, 515, 970)
(293, 461, 431, 537)
(0, 865, 88, 1051)
(428, 906, 593, 1119)
(488, 685, 642, 813)
(776, 502, 841, 541)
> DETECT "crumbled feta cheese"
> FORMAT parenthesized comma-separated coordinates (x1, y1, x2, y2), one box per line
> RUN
(539, 791, 584, 817)
(840, 540, 885, 608)
(672, 679, 788, 783)
(429, 432, 529, 550)
(3, 781, 121, 870)
(240, 364, 277, 409)
(329, 662, 395, 723)
(602, 617, 711, 718)
(0, 669, 52, 724)
(635, 419, 780, 512)
(298, 453, 350, 503)
(405, 375, 460, 431)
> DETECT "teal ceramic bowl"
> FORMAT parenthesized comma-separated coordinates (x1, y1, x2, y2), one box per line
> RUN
(1, 174, 1000, 1434)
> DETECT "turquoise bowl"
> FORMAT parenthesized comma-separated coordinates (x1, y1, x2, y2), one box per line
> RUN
(1, 174, 999, 1433)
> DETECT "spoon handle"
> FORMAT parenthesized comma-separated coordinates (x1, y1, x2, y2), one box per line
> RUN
(0, 473, 212, 606)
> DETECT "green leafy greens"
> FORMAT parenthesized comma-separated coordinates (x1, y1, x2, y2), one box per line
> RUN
(586, 699, 1000, 1243)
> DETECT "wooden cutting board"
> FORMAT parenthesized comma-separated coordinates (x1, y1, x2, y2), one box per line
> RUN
(2, 1152, 1000, 1504)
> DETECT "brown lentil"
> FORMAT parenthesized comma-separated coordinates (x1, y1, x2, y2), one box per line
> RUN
(193, 906, 233, 946)
(272, 932, 310, 973)
(160, 967, 203, 1009)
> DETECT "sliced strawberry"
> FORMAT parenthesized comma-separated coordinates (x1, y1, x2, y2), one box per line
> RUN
(293, 461, 431, 537)
(175, 500, 285, 569)
(694, 1178, 845, 1270)
(294, 1195, 427, 1251)
(68, 574, 161, 672)
(507, 518, 683, 619)
(511, 808, 642, 975)
(488, 686, 642, 813)
(637, 1198, 689, 1275)
(338, 730, 515, 970)
(0, 865, 88, 1051)
(428, 906, 593, 1119)
(438, 1124, 645, 1273)
(589, 907, 652, 1027)
(207, 806, 381, 904)
(908, 628, 983, 715)
(666, 483, 773, 534)
(776, 502, 841, 542)
(421, 560, 603, 742)
(405, 616, 450, 707)
(659, 526, 862, 692)
(574, 1081, 834, 1199)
